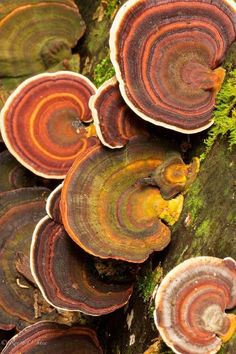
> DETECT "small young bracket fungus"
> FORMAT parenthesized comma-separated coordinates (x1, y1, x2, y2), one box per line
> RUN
(2, 321, 103, 353)
(31, 215, 134, 315)
(61, 136, 185, 263)
(0, 150, 38, 192)
(0, 188, 63, 330)
(0, 72, 97, 178)
(0, 1, 86, 77)
(89, 76, 150, 148)
(154, 257, 236, 354)
(110, 0, 236, 133)
(139, 154, 200, 199)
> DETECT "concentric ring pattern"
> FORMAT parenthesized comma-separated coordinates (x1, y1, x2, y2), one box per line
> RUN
(110, 0, 236, 132)
(61, 136, 172, 263)
(0, 72, 96, 178)
(154, 257, 236, 354)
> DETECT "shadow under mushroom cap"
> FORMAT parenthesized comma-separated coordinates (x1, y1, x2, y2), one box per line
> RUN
(154, 256, 236, 354)
(0, 150, 38, 192)
(110, 0, 236, 133)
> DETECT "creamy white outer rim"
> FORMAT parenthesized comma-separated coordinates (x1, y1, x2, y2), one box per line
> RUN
(109, 0, 236, 134)
(30, 215, 132, 316)
(0, 71, 97, 179)
(89, 76, 123, 149)
(153, 256, 236, 354)
(1, 320, 62, 354)
(30, 215, 102, 316)
(45, 183, 63, 219)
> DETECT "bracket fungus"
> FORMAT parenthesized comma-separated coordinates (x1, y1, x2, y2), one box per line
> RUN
(0, 0, 85, 78)
(154, 257, 236, 354)
(61, 136, 185, 262)
(139, 154, 200, 199)
(110, 0, 236, 133)
(89, 76, 150, 148)
(2, 321, 103, 353)
(0, 188, 62, 330)
(31, 215, 134, 315)
(46, 183, 63, 224)
(0, 72, 97, 178)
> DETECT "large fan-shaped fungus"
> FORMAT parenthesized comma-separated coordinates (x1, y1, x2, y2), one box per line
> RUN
(89, 77, 150, 148)
(154, 257, 236, 354)
(31, 215, 134, 315)
(0, 72, 96, 178)
(0, 188, 61, 329)
(2, 321, 103, 353)
(0, 0, 85, 77)
(110, 0, 236, 133)
(61, 136, 185, 263)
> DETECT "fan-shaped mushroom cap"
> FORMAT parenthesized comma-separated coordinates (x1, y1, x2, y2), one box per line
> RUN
(0, 72, 97, 178)
(0, 1, 85, 77)
(31, 216, 134, 315)
(61, 136, 185, 263)
(0, 150, 38, 192)
(0, 188, 62, 330)
(154, 257, 236, 354)
(90, 76, 150, 148)
(2, 321, 103, 354)
(110, 0, 236, 133)
(151, 155, 200, 199)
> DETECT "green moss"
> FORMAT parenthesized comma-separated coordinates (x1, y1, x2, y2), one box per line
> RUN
(87, 20, 108, 56)
(105, 0, 120, 19)
(201, 69, 236, 160)
(195, 219, 211, 238)
(226, 210, 236, 223)
(184, 180, 205, 224)
(93, 52, 115, 86)
(137, 266, 163, 303)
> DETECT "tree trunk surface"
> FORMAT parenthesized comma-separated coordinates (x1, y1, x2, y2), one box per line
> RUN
(75, 1, 236, 353)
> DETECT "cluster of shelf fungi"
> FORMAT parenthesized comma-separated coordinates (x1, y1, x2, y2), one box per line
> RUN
(0, 0, 235, 353)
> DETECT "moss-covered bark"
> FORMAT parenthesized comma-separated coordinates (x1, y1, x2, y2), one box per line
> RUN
(75, 0, 124, 82)
(165, 139, 236, 269)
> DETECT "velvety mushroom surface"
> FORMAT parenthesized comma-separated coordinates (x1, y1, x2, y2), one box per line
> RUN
(31, 215, 134, 315)
(90, 76, 150, 148)
(143, 154, 200, 199)
(0, 0, 85, 77)
(154, 257, 236, 354)
(2, 321, 103, 353)
(0, 72, 96, 178)
(110, 0, 236, 133)
(0, 188, 61, 329)
(61, 136, 186, 262)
